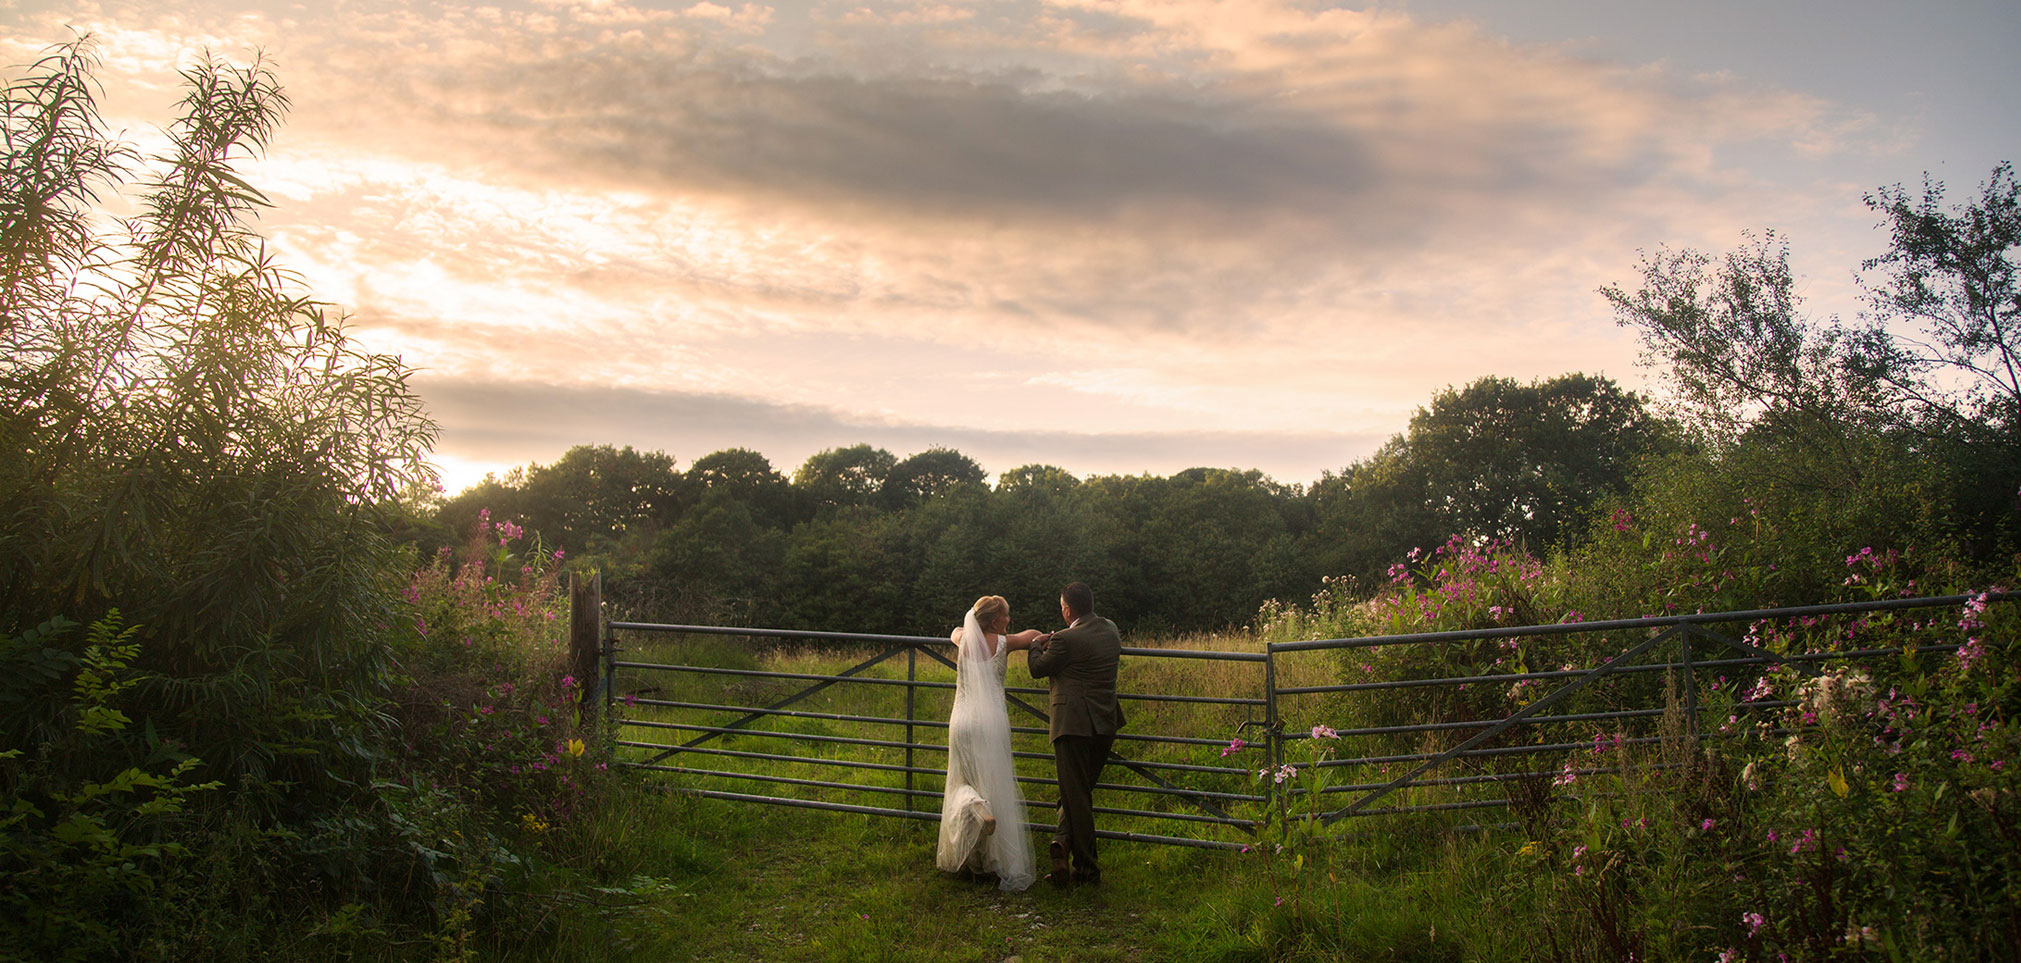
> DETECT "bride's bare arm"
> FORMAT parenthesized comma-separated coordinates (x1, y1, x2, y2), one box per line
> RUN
(1003, 629, 1044, 651)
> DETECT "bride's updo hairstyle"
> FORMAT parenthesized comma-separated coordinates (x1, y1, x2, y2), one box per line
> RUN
(972, 595, 1009, 629)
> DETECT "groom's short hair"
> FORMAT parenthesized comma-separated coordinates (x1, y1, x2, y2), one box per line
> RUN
(1061, 582, 1093, 618)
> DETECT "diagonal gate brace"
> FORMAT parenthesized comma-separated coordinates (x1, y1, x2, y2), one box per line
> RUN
(641, 644, 911, 767)
(918, 646, 1246, 829)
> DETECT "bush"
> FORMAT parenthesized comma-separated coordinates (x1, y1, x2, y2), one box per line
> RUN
(0, 613, 221, 961)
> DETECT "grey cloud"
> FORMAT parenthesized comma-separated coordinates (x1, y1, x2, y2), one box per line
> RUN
(433, 51, 1387, 221)
(420, 375, 1385, 486)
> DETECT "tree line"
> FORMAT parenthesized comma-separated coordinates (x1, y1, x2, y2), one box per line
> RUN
(423, 370, 1674, 635)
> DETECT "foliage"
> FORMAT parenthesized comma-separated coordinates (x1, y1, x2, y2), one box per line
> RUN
(1307, 373, 1671, 587)
(0, 39, 433, 801)
(437, 446, 686, 563)
(452, 374, 1659, 635)
(1605, 163, 2021, 562)
(1, 612, 222, 962)
(1509, 589, 2018, 962)
(795, 443, 898, 514)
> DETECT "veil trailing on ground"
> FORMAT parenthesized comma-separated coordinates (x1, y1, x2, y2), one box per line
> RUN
(935, 608, 1035, 891)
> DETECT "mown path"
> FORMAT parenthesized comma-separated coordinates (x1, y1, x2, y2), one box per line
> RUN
(600, 793, 1259, 962)
(584, 788, 1492, 963)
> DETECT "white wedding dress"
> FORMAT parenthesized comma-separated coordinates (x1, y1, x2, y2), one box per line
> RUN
(935, 610, 1036, 891)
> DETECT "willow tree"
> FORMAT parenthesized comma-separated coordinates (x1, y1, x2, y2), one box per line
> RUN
(0, 41, 435, 792)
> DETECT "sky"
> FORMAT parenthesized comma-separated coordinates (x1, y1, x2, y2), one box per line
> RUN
(5, 0, 2016, 493)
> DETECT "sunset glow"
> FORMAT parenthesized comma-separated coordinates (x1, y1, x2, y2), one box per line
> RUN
(8, 0, 2013, 492)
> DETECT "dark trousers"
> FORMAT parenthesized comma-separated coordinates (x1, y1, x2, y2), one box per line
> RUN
(1051, 733, 1116, 877)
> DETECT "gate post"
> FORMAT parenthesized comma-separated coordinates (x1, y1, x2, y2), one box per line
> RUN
(569, 570, 603, 724)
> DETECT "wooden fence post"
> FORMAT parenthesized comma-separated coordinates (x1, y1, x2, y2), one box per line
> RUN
(570, 570, 602, 724)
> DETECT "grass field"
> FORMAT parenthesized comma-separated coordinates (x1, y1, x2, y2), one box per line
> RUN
(558, 629, 1541, 962)
(557, 773, 1527, 962)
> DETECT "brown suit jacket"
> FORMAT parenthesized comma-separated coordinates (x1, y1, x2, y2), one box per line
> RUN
(1027, 615, 1125, 742)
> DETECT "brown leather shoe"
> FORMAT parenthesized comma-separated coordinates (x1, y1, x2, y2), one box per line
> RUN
(1047, 841, 1072, 887)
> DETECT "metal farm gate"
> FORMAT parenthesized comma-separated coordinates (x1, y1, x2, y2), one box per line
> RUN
(570, 585, 2009, 850)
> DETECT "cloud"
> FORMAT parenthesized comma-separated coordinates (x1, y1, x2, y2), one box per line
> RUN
(0, 0, 1890, 492)
(418, 374, 1387, 490)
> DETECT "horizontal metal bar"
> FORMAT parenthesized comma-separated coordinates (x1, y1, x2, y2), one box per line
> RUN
(1117, 692, 1267, 706)
(1014, 773, 1266, 804)
(616, 741, 922, 775)
(613, 662, 942, 688)
(1092, 829, 1248, 851)
(622, 741, 1268, 802)
(611, 622, 947, 646)
(639, 784, 948, 821)
(1314, 736, 1669, 770)
(623, 719, 929, 752)
(1333, 797, 1515, 818)
(618, 664, 1252, 705)
(1269, 591, 2010, 653)
(1285, 707, 1669, 741)
(631, 778, 1250, 851)
(625, 763, 934, 798)
(1004, 749, 1248, 776)
(1278, 645, 1961, 695)
(1309, 761, 1658, 794)
(612, 621, 1261, 663)
(629, 762, 1257, 829)
(1094, 806, 1256, 828)
(623, 722, 1250, 776)
(1115, 730, 1264, 749)
(626, 698, 948, 730)
(1118, 647, 1268, 663)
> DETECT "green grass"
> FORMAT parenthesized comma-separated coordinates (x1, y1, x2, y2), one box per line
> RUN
(509, 780, 1534, 963)
(487, 631, 1546, 962)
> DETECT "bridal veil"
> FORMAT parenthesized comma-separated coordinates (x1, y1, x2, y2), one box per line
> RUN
(935, 607, 1035, 891)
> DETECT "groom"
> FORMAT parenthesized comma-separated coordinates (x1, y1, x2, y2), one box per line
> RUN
(1027, 581, 1124, 887)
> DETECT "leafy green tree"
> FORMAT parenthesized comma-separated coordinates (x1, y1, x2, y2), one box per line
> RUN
(514, 444, 685, 557)
(0, 42, 433, 789)
(879, 446, 986, 509)
(986, 465, 1114, 623)
(995, 463, 1080, 495)
(1306, 374, 1666, 587)
(794, 444, 897, 514)
(1405, 373, 1669, 548)
(689, 447, 800, 527)
(1856, 162, 2021, 434)
(1857, 163, 2021, 556)
(1605, 164, 2021, 562)
(1131, 468, 1299, 630)
(1602, 232, 1866, 444)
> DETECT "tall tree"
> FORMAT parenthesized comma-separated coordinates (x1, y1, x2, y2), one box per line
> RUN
(794, 444, 897, 514)
(689, 447, 799, 527)
(879, 447, 986, 508)
(1406, 374, 1667, 548)
(0, 43, 434, 785)
(515, 445, 685, 556)
(1606, 163, 2021, 559)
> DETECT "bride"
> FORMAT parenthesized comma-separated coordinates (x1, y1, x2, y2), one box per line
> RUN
(936, 595, 1041, 891)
